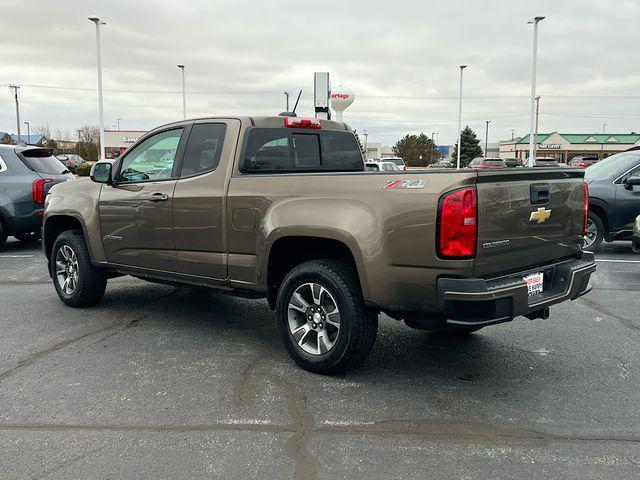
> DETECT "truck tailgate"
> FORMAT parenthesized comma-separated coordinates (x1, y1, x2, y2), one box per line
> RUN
(474, 169, 586, 277)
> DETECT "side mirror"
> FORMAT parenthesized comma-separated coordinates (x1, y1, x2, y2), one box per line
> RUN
(90, 161, 113, 184)
(624, 176, 640, 190)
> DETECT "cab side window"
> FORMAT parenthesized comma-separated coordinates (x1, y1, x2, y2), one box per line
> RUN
(117, 128, 183, 183)
(180, 123, 227, 177)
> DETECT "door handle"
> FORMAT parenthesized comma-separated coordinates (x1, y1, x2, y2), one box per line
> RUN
(147, 193, 169, 202)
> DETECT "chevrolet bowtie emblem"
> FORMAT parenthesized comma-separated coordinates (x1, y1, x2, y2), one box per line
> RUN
(529, 207, 552, 224)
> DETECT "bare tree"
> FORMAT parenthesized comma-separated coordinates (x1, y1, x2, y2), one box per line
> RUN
(78, 125, 100, 144)
(32, 125, 51, 138)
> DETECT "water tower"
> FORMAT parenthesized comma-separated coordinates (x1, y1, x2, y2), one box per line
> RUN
(330, 86, 355, 122)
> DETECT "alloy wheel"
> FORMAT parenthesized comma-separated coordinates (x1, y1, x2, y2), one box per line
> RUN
(287, 282, 341, 355)
(55, 244, 79, 295)
(583, 218, 597, 249)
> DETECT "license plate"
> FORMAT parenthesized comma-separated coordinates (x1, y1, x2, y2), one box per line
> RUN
(524, 272, 544, 296)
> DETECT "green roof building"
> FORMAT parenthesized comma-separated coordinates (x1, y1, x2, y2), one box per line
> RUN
(500, 132, 640, 162)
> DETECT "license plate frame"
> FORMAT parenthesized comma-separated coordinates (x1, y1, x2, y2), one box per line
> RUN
(524, 272, 544, 297)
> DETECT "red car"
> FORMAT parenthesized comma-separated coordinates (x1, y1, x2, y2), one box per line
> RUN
(467, 157, 507, 169)
(569, 156, 599, 168)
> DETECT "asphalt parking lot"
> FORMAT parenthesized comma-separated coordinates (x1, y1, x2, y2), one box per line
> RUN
(0, 238, 638, 479)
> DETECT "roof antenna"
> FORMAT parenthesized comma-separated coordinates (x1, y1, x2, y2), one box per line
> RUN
(279, 90, 302, 117)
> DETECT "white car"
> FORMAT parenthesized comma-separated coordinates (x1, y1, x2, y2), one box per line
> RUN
(381, 157, 407, 170)
(365, 161, 402, 172)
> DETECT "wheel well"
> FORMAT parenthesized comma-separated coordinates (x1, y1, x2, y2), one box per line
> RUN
(588, 203, 608, 234)
(266, 236, 359, 309)
(44, 216, 83, 260)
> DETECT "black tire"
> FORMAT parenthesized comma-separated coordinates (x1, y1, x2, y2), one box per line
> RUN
(14, 231, 41, 243)
(584, 211, 605, 252)
(276, 260, 378, 374)
(0, 219, 7, 248)
(51, 230, 107, 307)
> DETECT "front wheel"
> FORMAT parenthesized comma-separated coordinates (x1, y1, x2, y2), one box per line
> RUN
(51, 230, 107, 307)
(276, 260, 378, 374)
(583, 212, 604, 252)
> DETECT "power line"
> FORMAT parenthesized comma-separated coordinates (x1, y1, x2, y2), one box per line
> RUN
(3, 82, 640, 99)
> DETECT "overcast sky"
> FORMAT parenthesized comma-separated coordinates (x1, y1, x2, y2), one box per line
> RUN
(1, 0, 639, 146)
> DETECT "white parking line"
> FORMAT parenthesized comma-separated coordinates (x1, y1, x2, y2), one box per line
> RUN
(596, 259, 640, 263)
(0, 255, 34, 258)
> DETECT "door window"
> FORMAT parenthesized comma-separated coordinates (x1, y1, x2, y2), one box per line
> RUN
(117, 128, 183, 182)
(620, 164, 640, 183)
(180, 123, 227, 177)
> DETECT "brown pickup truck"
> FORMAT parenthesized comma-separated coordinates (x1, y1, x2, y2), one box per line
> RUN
(42, 116, 596, 373)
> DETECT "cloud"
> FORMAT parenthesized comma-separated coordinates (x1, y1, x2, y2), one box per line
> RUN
(1, 0, 639, 145)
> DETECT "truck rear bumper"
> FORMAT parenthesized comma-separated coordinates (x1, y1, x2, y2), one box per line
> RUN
(436, 252, 596, 327)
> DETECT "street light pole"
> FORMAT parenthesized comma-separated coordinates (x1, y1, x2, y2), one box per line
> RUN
(485, 120, 491, 156)
(527, 16, 545, 167)
(431, 132, 435, 164)
(89, 16, 106, 160)
(24, 121, 30, 144)
(117, 117, 121, 131)
(363, 130, 368, 158)
(456, 65, 467, 170)
(177, 65, 186, 119)
(602, 123, 607, 134)
(533, 96, 541, 160)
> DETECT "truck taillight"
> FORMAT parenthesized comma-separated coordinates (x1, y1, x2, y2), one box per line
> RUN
(582, 181, 589, 236)
(284, 117, 321, 129)
(438, 187, 477, 258)
(32, 178, 52, 204)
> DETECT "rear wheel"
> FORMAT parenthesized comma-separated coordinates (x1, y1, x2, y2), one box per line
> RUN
(583, 212, 604, 252)
(276, 260, 378, 374)
(51, 230, 107, 307)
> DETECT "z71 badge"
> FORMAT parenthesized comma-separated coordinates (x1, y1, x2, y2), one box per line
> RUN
(383, 179, 427, 190)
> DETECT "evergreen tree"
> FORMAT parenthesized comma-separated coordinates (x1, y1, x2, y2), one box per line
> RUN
(393, 133, 441, 167)
(450, 126, 483, 167)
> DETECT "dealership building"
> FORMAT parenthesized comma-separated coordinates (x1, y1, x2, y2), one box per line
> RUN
(499, 132, 640, 162)
(103, 130, 147, 159)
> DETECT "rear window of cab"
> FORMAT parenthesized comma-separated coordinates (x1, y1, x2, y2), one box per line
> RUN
(241, 128, 364, 173)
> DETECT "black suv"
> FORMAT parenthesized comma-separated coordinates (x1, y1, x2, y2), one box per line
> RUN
(0, 145, 72, 247)
(584, 148, 640, 251)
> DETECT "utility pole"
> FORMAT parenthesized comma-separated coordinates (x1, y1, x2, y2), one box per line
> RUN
(117, 117, 121, 130)
(284, 91, 290, 112)
(602, 123, 607, 134)
(527, 16, 545, 167)
(533, 96, 541, 160)
(24, 121, 30, 144)
(177, 65, 186, 119)
(9, 85, 21, 144)
(485, 120, 491, 156)
(456, 65, 467, 169)
(510, 128, 515, 141)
